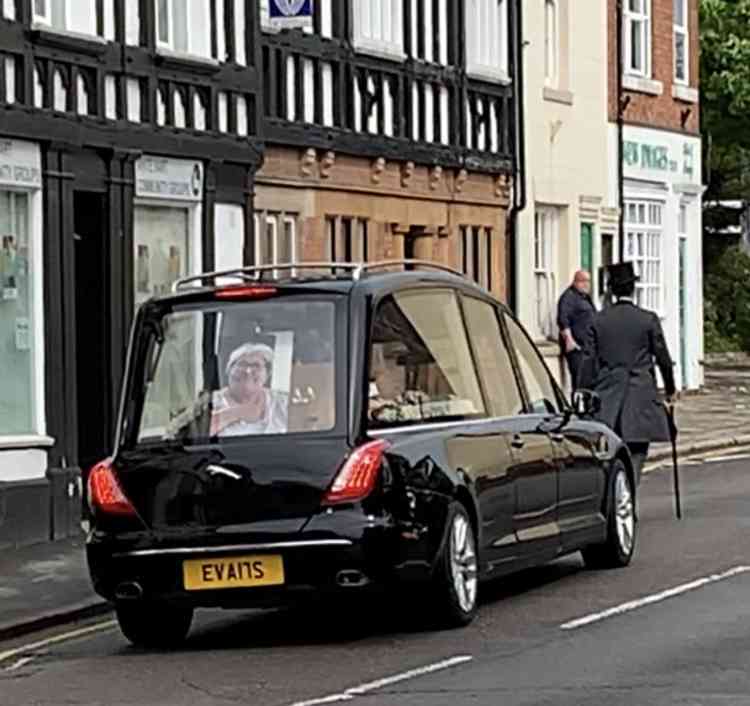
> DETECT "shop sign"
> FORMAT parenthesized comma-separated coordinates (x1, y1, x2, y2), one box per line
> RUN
(135, 156, 203, 203)
(623, 139, 696, 180)
(269, 0, 313, 29)
(0, 140, 42, 189)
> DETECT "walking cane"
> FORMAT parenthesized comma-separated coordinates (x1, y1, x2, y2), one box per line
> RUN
(664, 402, 682, 520)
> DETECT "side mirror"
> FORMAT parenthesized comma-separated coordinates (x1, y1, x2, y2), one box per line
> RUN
(572, 389, 601, 417)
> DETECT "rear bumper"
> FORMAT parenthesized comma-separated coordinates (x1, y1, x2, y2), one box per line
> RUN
(86, 508, 445, 608)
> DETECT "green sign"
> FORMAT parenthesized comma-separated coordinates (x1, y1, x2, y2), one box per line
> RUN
(623, 140, 695, 179)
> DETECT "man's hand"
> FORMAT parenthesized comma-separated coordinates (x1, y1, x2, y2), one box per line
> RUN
(561, 329, 578, 354)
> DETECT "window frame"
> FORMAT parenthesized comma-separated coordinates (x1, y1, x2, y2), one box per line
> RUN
(461, 294, 525, 419)
(624, 199, 664, 315)
(253, 211, 298, 277)
(501, 309, 567, 416)
(533, 205, 559, 340)
(544, 0, 559, 88)
(459, 225, 493, 291)
(673, 0, 689, 85)
(155, 0, 212, 59)
(351, 0, 406, 62)
(465, 0, 510, 83)
(365, 286, 489, 432)
(624, 0, 652, 78)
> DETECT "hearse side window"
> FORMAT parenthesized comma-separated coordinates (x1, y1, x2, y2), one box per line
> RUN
(462, 297, 524, 417)
(133, 297, 338, 445)
(502, 313, 562, 415)
(368, 290, 486, 429)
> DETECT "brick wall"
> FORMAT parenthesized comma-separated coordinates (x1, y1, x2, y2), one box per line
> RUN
(608, 0, 700, 135)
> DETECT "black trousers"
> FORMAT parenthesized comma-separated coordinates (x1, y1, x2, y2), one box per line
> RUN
(627, 442, 650, 486)
(565, 349, 585, 391)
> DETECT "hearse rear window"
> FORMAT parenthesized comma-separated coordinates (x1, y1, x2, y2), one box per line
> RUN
(368, 290, 486, 429)
(133, 297, 338, 444)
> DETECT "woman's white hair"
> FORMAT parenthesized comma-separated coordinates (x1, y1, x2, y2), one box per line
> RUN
(226, 343, 274, 376)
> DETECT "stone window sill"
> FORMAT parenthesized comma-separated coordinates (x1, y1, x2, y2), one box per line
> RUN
(622, 74, 663, 96)
(543, 86, 574, 106)
(672, 84, 699, 104)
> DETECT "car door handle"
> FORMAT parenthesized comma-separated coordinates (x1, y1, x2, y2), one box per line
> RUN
(511, 435, 525, 449)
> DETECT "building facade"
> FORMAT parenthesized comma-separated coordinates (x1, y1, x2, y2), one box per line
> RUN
(515, 0, 616, 382)
(254, 1, 518, 301)
(0, 1, 521, 547)
(609, 0, 703, 390)
(0, 0, 260, 547)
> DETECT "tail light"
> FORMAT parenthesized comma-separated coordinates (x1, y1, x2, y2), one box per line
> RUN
(215, 285, 277, 300)
(87, 459, 137, 517)
(323, 440, 390, 506)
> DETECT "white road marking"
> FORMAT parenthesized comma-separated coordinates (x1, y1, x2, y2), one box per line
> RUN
(561, 565, 750, 630)
(4, 656, 36, 672)
(0, 620, 117, 666)
(705, 454, 750, 464)
(288, 655, 473, 706)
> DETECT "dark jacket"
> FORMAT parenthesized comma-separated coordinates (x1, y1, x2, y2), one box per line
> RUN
(557, 286, 596, 350)
(580, 300, 676, 444)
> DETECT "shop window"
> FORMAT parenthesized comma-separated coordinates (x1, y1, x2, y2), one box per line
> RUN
(673, 0, 688, 84)
(533, 206, 559, 340)
(351, 0, 405, 60)
(254, 212, 297, 275)
(326, 216, 368, 264)
(465, 0, 509, 82)
(625, 200, 663, 314)
(214, 203, 245, 275)
(368, 290, 485, 429)
(624, 0, 651, 78)
(134, 205, 192, 306)
(0, 191, 38, 435)
(460, 225, 492, 291)
(33, 0, 97, 36)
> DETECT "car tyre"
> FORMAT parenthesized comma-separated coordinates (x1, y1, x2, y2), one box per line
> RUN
(429, 503, 479, 628)
(116, 601, 193, 648)
(582, 460, 636, 569)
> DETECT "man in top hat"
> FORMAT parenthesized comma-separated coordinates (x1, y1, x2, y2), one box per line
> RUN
(579, 262, 676, 484)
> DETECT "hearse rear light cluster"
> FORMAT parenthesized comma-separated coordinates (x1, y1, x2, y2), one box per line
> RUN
(323, 439, 390, 505)
(215, 285, 278, 300)
(87, 459, 137, 517)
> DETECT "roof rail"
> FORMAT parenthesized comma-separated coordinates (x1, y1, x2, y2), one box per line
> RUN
(172, 259, 465, 292)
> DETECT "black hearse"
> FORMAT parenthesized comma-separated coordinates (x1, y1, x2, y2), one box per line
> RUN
(86, 261, 636, 647)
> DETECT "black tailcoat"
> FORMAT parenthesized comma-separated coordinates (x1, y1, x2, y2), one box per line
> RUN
(580, 300, 676, 444)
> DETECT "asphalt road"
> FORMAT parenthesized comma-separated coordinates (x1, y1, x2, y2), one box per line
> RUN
(3, 453, 750, 706)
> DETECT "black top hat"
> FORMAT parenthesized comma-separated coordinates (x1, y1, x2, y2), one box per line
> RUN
(606, 262, 639, 289)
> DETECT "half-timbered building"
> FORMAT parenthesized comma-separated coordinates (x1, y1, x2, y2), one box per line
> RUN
(0, 0, 521, 546)
(0, 0, 262, 545)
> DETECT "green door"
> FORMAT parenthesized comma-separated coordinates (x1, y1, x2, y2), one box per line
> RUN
(580, 223, 594, 274)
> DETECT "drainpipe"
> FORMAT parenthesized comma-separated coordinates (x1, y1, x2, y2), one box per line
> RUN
(508, 0, 527, 313)
(616, 0, 626, 262)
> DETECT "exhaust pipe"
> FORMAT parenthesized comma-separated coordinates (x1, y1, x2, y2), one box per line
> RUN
(114, 581, 144, 601)
(336, 570, 370, 588)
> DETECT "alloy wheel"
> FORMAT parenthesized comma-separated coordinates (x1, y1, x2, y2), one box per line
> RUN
(450, 512, 478, 613)
(615, 471, 635, 556)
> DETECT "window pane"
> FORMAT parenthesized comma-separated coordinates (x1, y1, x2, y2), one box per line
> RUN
(630, 20, 642, 72)
(134, 205, 190, 306)
(544, 0, 557, 83)
(0, 191, 36, 435)
(504, 313, 560, 415)
(368, 290, 486, 428)
(157, 0, 169, 43)
(265, 218, 276, 265)
(463, 298, 523, 417)
(137, 298, 338, 441)
(674, 0, 685, 27)
(675, 32, 686, 80)
(34, 0, 47, 16)
(278, 218, 294, 264)
(173, 0, 188, 52)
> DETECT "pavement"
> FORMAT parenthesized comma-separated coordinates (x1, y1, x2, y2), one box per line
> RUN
(3, 454, 750, 704)
(1, 357, 749, 649)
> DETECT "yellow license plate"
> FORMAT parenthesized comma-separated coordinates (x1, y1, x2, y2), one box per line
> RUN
(183, 555, 285, 591)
